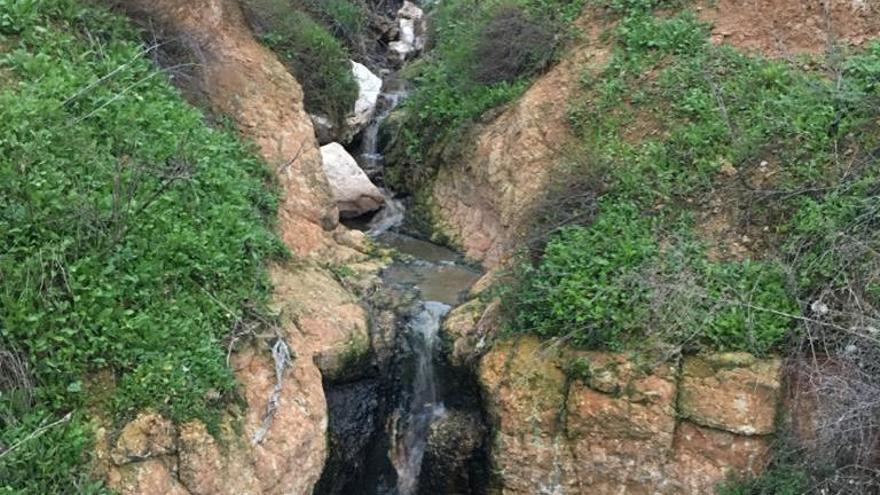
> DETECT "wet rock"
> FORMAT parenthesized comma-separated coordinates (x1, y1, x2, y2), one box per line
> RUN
(320, 142, 385, 219)
(441, 298, 499, 367)
(419, 410, 488, 495)
(314, 379, 384, 495)
(679, 353, 782, 435)
(346, 61, 383, 140)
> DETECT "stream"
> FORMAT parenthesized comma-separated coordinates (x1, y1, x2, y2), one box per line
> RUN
(315, 2, 490, 494)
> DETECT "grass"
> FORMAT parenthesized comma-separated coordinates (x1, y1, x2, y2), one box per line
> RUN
(0, 0, 282, 491)
(507, 5, 880, 357)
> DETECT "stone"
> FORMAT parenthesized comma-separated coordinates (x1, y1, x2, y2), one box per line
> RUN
(346, 61, 383, 138)
(107, 459, 189, 495)
(110, 412, 177, 466)
(420, 410, 488, 495)
(441, 298, 499, 367)
(477, 337, 783, 494)
(177, 420, 260, 495)
(310, 113, 336, 145)
(320, 142, 385, 218)
(679, 353, 782, 435)
(671, 421, 772, 492)
(478, 338, 577, 494)
(565, 355, 678, 492)
(269, 264, 372, 382)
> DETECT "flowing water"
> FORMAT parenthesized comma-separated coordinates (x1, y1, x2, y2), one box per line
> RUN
(390, 301, 451, 495)
(321, 3, 489, 493)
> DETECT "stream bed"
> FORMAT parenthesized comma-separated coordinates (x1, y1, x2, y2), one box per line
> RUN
(314, 2, 491, 492)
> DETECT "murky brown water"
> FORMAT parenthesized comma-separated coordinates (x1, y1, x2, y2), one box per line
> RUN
(378, 232, 482, 306)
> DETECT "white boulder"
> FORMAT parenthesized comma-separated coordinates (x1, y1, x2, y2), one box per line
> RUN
(320, 142, 385, 218)
(389, 2, 427, 64)
(345, 61, 383, 139)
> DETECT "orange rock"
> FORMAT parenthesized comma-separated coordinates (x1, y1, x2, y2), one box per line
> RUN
(478, 340, 782, 494)
(679, 353, 782, 435)
(671, 421, 772, 492)
(110, 412, 177, 466)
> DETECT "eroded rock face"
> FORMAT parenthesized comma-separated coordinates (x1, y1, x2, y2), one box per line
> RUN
(475, 337, 781, 494)
(321, 142, 386, 218)
(680, 353, 782, 436)
(429, 15, 609, 267)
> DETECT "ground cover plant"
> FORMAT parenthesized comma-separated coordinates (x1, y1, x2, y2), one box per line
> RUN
(0, 0, 282, 491)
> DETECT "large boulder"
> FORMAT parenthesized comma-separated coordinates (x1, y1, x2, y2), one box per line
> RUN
(345, 61, 383, 140)
(321, 142, 385, 218)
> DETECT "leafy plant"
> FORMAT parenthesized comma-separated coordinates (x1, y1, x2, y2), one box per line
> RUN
(0, 0, 282, 490)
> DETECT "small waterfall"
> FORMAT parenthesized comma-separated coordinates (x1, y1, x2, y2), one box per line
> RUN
(359, 84, 409, 236)
(367, 189, 406, 236)
(360, 86, 408, 175)
(391, 301, 451, 495)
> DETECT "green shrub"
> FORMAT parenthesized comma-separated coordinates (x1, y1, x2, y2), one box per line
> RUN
(716, 465, 809, 495)
(508, 9, 880, 356)
(296, 0, 366, 48)
(242, 0, 358, 127)
(512, 202, 656, 349)
(385, 0, 585, 194)
(0, 0, 281, 490)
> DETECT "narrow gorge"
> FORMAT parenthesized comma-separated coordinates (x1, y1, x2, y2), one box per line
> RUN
(2, 1, 880, 494)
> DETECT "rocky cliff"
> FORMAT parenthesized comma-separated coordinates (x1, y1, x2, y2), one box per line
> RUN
(443, 306, 781, 494)
(96, 1, 381, 493)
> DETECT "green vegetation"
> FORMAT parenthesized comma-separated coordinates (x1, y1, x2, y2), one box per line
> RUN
(386, 0, 586, 192)
(295, 0, 367, 48)
(0, 0, 282, 491)
(242, 0, 359, 128)
(508, 4, 880, 357)
(716, 466, 809, 495)
(716, 442, 810, 495)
